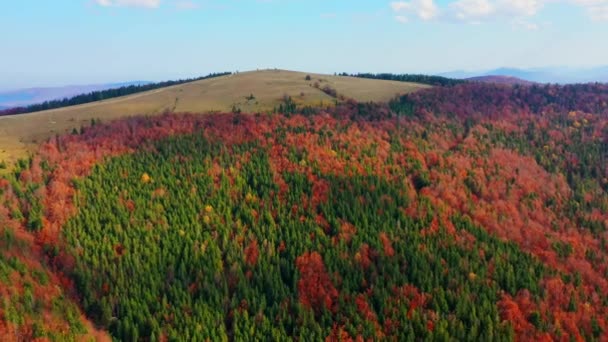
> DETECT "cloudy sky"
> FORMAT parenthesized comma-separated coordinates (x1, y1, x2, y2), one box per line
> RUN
(0, 0, 606, 89)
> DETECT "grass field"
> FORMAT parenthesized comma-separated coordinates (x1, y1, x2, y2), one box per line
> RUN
(0, 69, 428, 168)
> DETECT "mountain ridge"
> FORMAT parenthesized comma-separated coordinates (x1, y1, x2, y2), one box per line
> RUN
(440, 66, 608, 84)
(467, 75, 534, 85)
(0, 81, 151, 108)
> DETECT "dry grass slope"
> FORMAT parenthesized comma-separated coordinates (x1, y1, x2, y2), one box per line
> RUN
(0, 69, 428, 167)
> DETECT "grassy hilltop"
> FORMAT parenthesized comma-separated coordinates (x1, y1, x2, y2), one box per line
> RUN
(0, 70, 427, 168)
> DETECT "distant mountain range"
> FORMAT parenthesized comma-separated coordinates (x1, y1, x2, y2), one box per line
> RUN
(0, 81, 151, 108)
(440, 66, 608, 84)
(466, 75, 534, 86)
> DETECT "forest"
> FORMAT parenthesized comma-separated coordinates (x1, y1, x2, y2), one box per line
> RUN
(0, 72, 231, 116)
(0, 80, 608, 340)
(344, 73, 466, 87)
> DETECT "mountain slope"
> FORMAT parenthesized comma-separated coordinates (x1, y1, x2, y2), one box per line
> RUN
(0, 70, 428, 167)
(1, 80, 608, 340)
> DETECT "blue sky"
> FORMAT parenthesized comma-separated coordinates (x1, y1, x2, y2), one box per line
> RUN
(0, 0, 606, 90)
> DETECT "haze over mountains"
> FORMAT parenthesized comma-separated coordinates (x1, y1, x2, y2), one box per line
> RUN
(0, 81, 150, 108)
(466, 75, 534, 85)
(440, 66, 608, 84)
(3, 65, 607, 110)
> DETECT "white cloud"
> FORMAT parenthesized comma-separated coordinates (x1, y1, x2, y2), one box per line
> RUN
(391, 0, 608, 23)
(94, 0, 161, 8)
(589, 5, 608, 20)
(448, 0, 544, 21)
(498, 0, 544, 17)
(572, 0, 604, 5)
(572, 0, 608, 20)
(451, 0, 495, 20)
(395, 15, 409, 23)
(512, 18, 540, 30)
(390, 0, 439, 21)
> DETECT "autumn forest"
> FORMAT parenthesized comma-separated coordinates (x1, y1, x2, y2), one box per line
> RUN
(1, 79, 608, 341)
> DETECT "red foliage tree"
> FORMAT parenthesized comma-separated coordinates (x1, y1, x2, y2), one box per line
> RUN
(244, 239, 259, 266)
(296, 251, 338, 313)
(379, 232, 395, 257)
(356, 244, 373, 269)
(325, 324, 357, 342)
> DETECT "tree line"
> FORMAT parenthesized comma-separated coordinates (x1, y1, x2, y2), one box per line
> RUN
(342, 72, 466, 87)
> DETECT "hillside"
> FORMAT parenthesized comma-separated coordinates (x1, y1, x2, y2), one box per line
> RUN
(0, 70, 427, 168)
(1, 80, 608, 340)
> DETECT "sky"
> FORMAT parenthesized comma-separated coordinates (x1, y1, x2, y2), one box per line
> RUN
(0, 0, 607, 90)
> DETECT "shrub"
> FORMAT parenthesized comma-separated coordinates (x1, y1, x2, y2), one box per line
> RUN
(321, 85, 338, 98)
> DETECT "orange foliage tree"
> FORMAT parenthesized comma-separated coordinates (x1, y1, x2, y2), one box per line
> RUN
(296, 251, 338, 313)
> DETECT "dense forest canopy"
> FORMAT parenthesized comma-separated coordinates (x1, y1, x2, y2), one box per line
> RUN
(0, 72, 231, 116)
(390, 82, 608, 119)
(1, 80, 608, 340)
